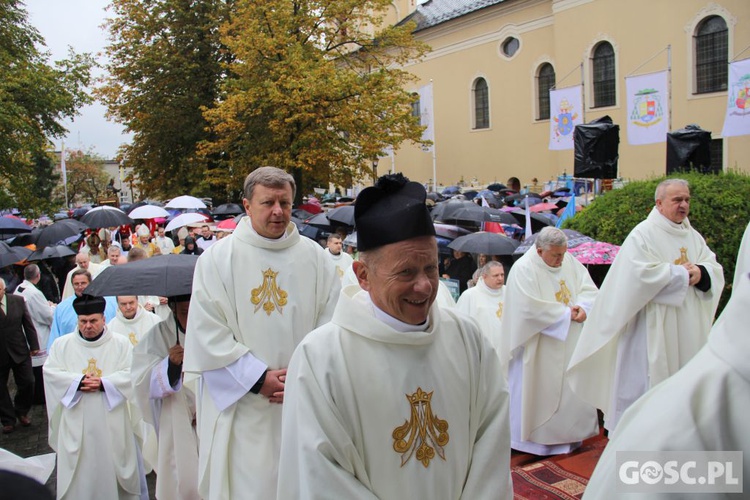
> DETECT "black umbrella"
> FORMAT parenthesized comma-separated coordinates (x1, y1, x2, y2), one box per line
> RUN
(486, 183, 507, 192)
(28, 244, 77, 261)
(0, 216, 32, 235)
(0, 241, 31, 267)
(441, 206, 517, 226)
(503, 193, 542, 207)
(507, 210, 554, 234)
(430, 200, 478, 221)
(513, 229, 595, 255)
(81, 206, 134, 229)
(448, 232, 519, 256)
(85, 254, 199, 298)
(34, 219, 88, 249)
(292, 208, 314, 220)
(72, 207, 90, 219)
(212, 203, 244, 217)
(326, 205, 355, 227)
(305, 212, 335, 231)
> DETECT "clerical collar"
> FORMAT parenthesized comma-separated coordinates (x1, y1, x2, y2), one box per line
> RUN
(477, 276, 503, 296)
(246, 217, 289, 243)
(355, 291, 430, 332)
(327, 249, 343, 258)
(79, 328, 106, 342)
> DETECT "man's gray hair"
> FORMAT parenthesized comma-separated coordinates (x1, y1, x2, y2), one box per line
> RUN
(243, 166, 296, 201)
(23, 264, 40, 281)
(481, 261, 504, 276)
(536, 227, 568, 250)
(655, 178, 689, 202)
(107, 245, 121, 255)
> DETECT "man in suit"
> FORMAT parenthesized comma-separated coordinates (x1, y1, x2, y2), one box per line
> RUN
(0, 278, 40, 433)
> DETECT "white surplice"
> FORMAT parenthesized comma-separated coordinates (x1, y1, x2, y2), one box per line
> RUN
(498, 248, 599, 454)
(183, 218, 340, 500)
(132, 318, 199, 500)
(326, 248, 354, 282)
(568, 208, 724, 432)
(108, 305, 163, 347)
(14, 279, 54, 367)
(44, 328, 143, 500)
(278, 286, 513, 499)
(61, 262, 102, 300)
(456, 278, 504, 342)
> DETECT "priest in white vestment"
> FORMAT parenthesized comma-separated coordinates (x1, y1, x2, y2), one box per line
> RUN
(325, 233, 354, 281)
(108, 296, 163, 347)
(14, 264, 54, 368)
(498, 227, 599, 455)
(278, 174, 512, 499)
(183, 167, 340, 500)
(61, 253, 102, 300)
(568, 179, 724, 432)
(584, 225, 749, 499)
(132, 296, 199, 500)
(456, 261, 505, 342)
(44, 294, 146, 500)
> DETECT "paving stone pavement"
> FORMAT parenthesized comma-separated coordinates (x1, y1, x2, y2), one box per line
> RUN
(1, 377, 157, 498)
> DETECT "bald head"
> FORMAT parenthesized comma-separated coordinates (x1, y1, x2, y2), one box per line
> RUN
(75, 252, 91, 270)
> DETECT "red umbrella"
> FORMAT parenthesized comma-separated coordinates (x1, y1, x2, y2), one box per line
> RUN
(529, 202, 559, 213)
(217, 219, 237, 230)
(568, 241, 620, 265)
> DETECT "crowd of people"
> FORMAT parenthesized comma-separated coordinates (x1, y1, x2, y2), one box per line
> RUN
(0, 169, 747, 499)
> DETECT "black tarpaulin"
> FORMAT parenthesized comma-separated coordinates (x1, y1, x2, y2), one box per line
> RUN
(573, 116, 620, 179)
(666, 124, 714, 174)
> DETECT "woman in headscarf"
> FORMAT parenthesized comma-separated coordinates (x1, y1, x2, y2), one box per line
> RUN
(181, 236, 203, 255)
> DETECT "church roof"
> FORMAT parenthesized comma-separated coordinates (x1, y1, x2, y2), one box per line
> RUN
(399, 0, 507, 32)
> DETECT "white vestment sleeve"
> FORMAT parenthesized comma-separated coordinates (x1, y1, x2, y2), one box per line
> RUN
(101, 378, 126, 411)
(202, 353, 268, 412)
(60, 377, 84, 408)
(150, 357, 182, 398)
(652, 265, 689, 306)
(540, 309, 571, 341)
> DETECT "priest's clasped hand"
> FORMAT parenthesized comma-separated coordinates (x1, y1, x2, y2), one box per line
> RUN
(260, 368, 287, 404)
(570, 305, 587, 323)
(682, 263, 702, 286)
(169, 345, 184, 365)
(80, 373, 103, 392)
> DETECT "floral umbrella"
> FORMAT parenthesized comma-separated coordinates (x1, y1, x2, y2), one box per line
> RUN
(568, 241, 620, 265)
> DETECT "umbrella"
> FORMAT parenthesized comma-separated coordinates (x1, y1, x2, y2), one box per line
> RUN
(430, 200, 477, 221)
(86, 254, 199, 298)
(165, 195, 207, 210)
(503, 193, 542, 207)
(212, 203, 244, 217)
(81, 206, 134, 229)
(0, 242, 31, 267)
(507, 209, 553, 234)
(0, 216, 32, 235)
(529, 202, 559, 213)
(448, 232, 519, 256)
(165, 212, 208, 232)
(326, 205, 355, 227)
(216, 219, 237, 230)
(513, 229, 595, 255)
(28, 244, 76, 261)
(441, 206, 517, 226)
(292, 208, 314, 220)
(304, 212, 335, 230)
(129, 205, 170, 220)
(343, 231, 357, 248)
(442, 186, 460, 195)
(34, 219, 88, 248)
(72, 207, 90, 219)
(433, 223, 472, 240)
(298, 202, 322, 214)
(475, 190, 501, 207)
(486, 183, 507, 192)
(568, 241, 620, 265)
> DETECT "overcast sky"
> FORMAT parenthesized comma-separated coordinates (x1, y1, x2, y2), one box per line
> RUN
(25, 0, 131, 159)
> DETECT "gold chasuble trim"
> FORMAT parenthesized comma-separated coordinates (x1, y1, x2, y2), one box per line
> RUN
(251, 268, 288, 316)
(555, 280, 572, 306)
(83, 358, 102, 377)
(674, 247, 689, 265)
(392, 387, 450, 468)
(496, 302, 503, 319)
(128, 332, 138, 346)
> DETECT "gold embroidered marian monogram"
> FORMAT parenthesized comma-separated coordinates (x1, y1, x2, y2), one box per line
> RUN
(496, 302, 503, 319)
(251, 268, 288, 316)
(555, 280, 572, 306)
(336, 266, 344, 278)
(83, 358, 102, 377)
(392, 387, 449, 468)
(128, 332, 138, 346)
(674, 247, 689, 265)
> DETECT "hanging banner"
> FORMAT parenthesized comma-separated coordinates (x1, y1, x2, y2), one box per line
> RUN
(625, 71, 668, 145)
(721, 58, 750, 137)
(549, 86, 583, 150)
(418, 82, 435, 152)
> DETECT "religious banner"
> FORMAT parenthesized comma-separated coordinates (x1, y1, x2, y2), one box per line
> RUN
(418, 82, 435, 152)
(549, 86, 583, 150)
(721, 58, 750, 137)
(625, 71, 668, 145)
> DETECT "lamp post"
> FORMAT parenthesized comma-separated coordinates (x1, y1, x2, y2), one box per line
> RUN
(371, 157, 379, 184)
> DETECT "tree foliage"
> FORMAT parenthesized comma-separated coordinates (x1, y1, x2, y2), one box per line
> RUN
(99, 0, 229, 200)
(199, 0, 430, 202)
(565, 171, 750, 313)
(0, 0, 94, 212)
(53, 149, 110, 206)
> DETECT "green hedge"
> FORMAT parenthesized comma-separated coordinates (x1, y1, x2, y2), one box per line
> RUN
(565, 171, 750, 314)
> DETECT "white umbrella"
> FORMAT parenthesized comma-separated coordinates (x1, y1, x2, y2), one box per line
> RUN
(165, 212, 208, 232)
(165, 195, 207, 209)
(129, 205, 170, 219)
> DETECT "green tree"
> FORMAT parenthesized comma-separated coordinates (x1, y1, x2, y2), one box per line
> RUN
(54, 149, 110, 205)
(200, 0, 430, 203)
(0, 0, 93, 212)
(99, 0, 229, 200)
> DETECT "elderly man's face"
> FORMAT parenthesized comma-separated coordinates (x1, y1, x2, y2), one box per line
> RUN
(327, 237, 343, 255)
(71, 275, 91, 297)
(243, 184, 293, 239)
(117, 296, 139, 320)
(656, 184, 690, 224)
(75, 255, 90, 269)
(78, 313, 106, 339)
(483, 266, 505, 290)
(537, 245, 567, 268)
(356, 236, 439, 325)
(139, 234, 150, 244)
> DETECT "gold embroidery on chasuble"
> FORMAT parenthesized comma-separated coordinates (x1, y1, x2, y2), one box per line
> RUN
(496, 302, 503, 319)
(555, 280, 572, 306)
(336, 266, 344, 278)
(392, 387, 449, 468)
(83, 358, 102, 377)
(251, 268, 288, 316)
(128, 332, 138, 346)
(674, 247, 689, 265)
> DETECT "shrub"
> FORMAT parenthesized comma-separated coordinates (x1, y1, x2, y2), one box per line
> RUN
(565, 171, 750, 314)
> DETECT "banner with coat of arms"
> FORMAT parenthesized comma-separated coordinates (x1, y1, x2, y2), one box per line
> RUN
(721, 58, 750, 137)
(625, 71, 668, 145)
(548, 86, 583, 151)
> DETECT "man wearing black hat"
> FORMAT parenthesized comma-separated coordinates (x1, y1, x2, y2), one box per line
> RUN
(44, 294, 146, 500)
(278, 174, 512, 498)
